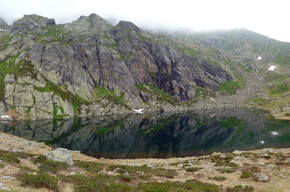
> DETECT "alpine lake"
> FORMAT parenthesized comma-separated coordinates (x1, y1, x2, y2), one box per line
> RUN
(0, 108, 289, 159)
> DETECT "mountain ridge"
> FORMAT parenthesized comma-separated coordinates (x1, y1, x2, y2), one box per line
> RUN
(0, 14, 289, 120)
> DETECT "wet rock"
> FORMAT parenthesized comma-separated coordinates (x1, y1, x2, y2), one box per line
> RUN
(44, 148, 73, 165)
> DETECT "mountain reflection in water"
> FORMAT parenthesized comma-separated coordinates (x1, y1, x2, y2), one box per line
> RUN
(0, 108, 289, 158)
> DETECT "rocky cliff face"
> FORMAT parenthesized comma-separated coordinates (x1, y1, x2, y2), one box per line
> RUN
(1, 14, 288, 120)
(0, 17, 9, 30)
(0, 14, 237, 120)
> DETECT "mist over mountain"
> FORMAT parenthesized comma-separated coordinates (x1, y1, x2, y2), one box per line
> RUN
(0, 14, 289, 120)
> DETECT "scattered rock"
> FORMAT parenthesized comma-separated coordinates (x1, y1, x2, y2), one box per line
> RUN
(177, 164, 184, 168)
(261, 148, 275, 153)
(256, 172, 269, 182)
(262, 153, 269, 158)
(233, 150, 243, 155)
(44, 148, 73, 165)
(0, 183, 9, 191)
(257, 162, 265, 166)
(220, 154, 226, 159)
(0, 115, 12, 121)
(279, 174, 286, 179)
(2, 176, 15, 180)
(212, 152, 223, 156)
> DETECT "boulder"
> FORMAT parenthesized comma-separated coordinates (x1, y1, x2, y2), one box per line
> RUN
(44, 148, 73, 165)
(256, 172, 269, 182)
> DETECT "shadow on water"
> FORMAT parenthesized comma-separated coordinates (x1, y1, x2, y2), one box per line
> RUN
(0, 108, 289, 158)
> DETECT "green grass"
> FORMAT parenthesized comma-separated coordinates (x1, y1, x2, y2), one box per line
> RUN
(137, 180, 219, 192)
(136, 84, 178, 105)
(264, 72, 287, 83)
(93, 86, 125, 106)
(0, 150, 32, 163)
(184, 167, 203, 172)
(60, 174, 220, 192)
(106, 164, 176, 179)
(220, 59, 245, 95)
(74, 160, 106, 174)
(0, 34, 12, 51)
(37, 26, 66, 43)
(227, 185, 254, 192)
(18, 172, 59, 191)
(240, 171, 254, 178)
(218, 80, 242, 94)
(274, 53, 290, 67)
(180, 46, 197, 57)
(269, 81, 289, 96)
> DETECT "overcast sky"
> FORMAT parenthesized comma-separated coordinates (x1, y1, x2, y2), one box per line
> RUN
(0, 0, 290, 42)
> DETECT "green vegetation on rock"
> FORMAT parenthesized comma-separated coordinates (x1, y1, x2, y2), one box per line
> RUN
(218, 80, 242, 94)
(136, 84, 178, 105)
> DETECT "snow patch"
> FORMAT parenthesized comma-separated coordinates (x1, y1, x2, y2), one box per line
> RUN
(257, 56, 262, 60)
(271, 131, 278, 136)
(0, 115, 12, 120)
(133, 109, 144, 114)
(268, 65, 276, 71)
(259, 140, 265, 145)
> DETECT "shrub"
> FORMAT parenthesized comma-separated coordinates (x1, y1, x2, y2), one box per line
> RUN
(209, 176, 227, 181)
(240, 171, 254, 178)
(227, 185, 254, 192)
(74, 160, 106, 174)
(18, 172, 59, 191)
(185, 167, 203, 172)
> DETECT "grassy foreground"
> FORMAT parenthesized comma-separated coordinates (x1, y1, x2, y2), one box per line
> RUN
(0, 132, 289, 192)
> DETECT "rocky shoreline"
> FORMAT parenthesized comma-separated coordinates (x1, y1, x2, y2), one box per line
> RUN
(0, 132, 289, 191)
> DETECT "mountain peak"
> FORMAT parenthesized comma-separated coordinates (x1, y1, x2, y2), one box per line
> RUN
(116, 21, 141, 33)
(72, 13, 111, 31)
(11, 14, 55, 35)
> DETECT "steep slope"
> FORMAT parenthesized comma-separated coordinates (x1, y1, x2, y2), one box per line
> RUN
(0, 14, 237, 120)
(0, 17, 9, 30)
(171, 29, 290, 118)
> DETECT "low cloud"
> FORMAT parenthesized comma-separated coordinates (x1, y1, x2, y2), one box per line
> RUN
(0, 0, 289, 42)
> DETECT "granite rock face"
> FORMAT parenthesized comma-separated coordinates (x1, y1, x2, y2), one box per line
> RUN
(0, 14, 253, 119)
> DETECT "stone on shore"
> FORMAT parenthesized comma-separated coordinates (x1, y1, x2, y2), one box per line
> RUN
(44, 148, 73, 165)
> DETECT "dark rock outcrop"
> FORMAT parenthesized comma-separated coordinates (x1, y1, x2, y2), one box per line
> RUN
(0, 14, 240, 119)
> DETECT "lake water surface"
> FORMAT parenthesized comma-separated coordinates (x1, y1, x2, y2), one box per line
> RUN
(0, 108, 289, 158)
